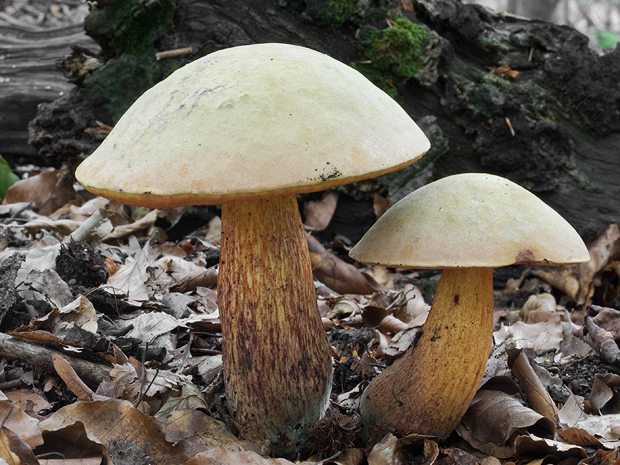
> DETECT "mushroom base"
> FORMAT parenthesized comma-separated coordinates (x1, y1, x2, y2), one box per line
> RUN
(360, 267, 494, 438)
(218, 195, 333, 449)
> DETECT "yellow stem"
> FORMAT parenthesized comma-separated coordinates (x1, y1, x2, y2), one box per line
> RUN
(360, 267, 494, 438)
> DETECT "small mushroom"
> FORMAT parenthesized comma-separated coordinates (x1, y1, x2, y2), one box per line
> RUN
(75, 43, 430, 448)
(349, 173, 589, 439)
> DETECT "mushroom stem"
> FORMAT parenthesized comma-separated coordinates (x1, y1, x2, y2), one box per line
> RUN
(218, 195, 333, 447)
(360, 267, 494, 438)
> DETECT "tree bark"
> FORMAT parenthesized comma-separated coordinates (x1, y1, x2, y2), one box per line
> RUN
(0, 21, 97, 159)
(20, 0, 620, 238)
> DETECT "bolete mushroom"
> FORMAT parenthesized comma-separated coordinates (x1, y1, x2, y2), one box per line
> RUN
(349, 173, 589, 439)
(75, 43, 430, 447)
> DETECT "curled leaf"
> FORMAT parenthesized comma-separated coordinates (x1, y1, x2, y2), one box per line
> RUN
(457, 390, 555, 458)
(508, 349, 559, 423)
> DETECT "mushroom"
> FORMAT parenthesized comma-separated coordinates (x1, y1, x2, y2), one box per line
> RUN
(349, 173, 589, 439)
(75, 43, 430, 447)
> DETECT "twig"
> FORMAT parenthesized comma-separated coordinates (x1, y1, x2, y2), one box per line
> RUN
(0, 332, 111, 389)
(0, 405, 13, 429)
(156, 47, 192, 60)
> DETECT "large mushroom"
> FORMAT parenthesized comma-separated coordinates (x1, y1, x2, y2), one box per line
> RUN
(75, 43, 430, 447)
(349, 173, 589, 439)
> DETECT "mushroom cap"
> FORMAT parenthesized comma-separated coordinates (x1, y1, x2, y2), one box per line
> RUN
(75, 43, 430, 208)
(349, 173, 590, 268)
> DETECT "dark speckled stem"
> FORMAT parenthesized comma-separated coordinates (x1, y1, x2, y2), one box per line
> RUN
(218, 195, 333, 449)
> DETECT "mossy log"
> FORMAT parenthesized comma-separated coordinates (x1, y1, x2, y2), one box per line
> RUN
(24, 0, 620, 238)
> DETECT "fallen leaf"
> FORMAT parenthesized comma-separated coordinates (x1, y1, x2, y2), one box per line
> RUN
(513, 434, 586, 461)
(457, 389, 555, 458)
(574, 316, 620, 365)
(53, 353, 108, 402)
(103, 209, 159, 242)
(158, 409, 241, 448)
(104, 237, 155, 302)
(183, 447, 294, 465)
(0, 400, 43, 449)
(2, 169, 78, 216)
(585, 373, 620, 415)
(558, 427, 604, 448)
(533, 224, 619, 306)
(304, 191, 339, 232)
(308, 235, 384, 295)
(0, 426, 39, 465)
(508, 349, 559, 423)
(367, 434, 439, 465)
(39, 399, 203, 465)
(495, 321, 563, 352)
(3, 390, 51, 421)
(362, 306, 408, 334)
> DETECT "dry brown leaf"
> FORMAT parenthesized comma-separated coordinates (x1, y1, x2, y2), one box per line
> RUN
(157, 409, 240, 448)
(584, 373, 620, 415)
(574, 316, 620, 365)
(566, 414, 620, 448)
(103, 208, 159, 242)
(367, 434, 439, 465)
(183, 447, 295, 465)
(40, 399, 203, 465)
(373, 193, 392, 219)
(308, 235, 384, 295)
(533, 224, 620, 306)
(52, 354, 108, 402)
(457, 390, 555, 458)
(585, 305, 620, 342)
(509, 350, 559, 423)
(0, 400, 43, 449)
(105, 238, 155, 302)
(362, 306, 408, 334)
(0, 427, 39, 465)
(521, 294, 560, 324)
(2, 169, 78, 216)
(304, 191, 339, 232)
(4, 391, 51, 421)
(158, 256, 218, 292)
(557, 427, 604, 448)
(400, 0, 414, 12)
(435, 447, 481, 465)
(513, 434, 587, 462)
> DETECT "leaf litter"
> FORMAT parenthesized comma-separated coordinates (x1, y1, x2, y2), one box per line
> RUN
(0, 178, 619, 464)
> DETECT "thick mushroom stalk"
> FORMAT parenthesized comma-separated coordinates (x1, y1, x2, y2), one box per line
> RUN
(360, 267, 494, 438)
(218, 195, 333, 447)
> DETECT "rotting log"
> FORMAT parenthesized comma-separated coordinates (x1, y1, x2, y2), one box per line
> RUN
(21, 0, 620, 238)
(0, 21, 98, 159)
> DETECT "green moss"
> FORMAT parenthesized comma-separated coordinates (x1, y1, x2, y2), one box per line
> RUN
(85, 0, 176, 56)
(76, 54, 182, 125)
(567, 165, 601, 193)
(300, 0, 359, 25)
(327, 0, 358, 23)
(355, 15, 428, 95)
(76, 0, 180, 126)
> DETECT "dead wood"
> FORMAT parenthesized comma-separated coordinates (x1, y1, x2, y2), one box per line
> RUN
(0, 332, 111, 389)
(13, 0, 620, 238)
(0, 21, 97, 158)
